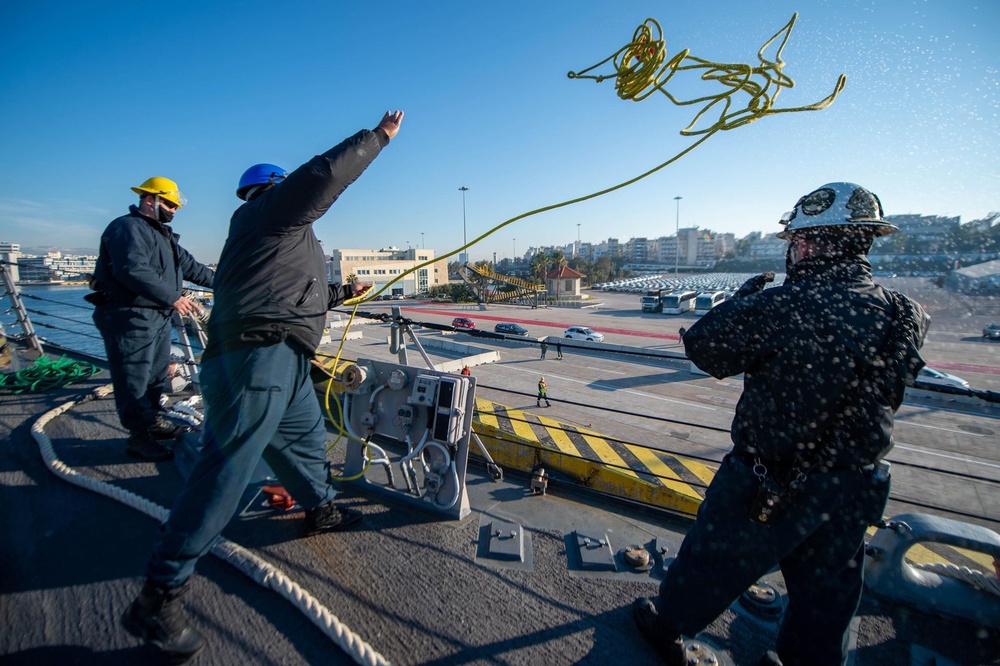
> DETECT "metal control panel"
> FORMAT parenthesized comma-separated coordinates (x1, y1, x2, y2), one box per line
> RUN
(339, 359, 476, 519)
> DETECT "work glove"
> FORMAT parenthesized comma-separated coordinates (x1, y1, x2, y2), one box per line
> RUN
(733, 272, 775, 299)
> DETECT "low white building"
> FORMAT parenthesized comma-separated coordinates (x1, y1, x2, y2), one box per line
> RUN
(328, 247, 448, 297)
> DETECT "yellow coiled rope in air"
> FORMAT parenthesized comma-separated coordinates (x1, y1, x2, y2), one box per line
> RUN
(568, 13, 845, 133)
(323, 13, 845, 442)
(341, 12, 843, 309)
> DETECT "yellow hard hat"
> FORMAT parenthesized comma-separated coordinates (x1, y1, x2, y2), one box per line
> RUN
(131, 176, 186, 208)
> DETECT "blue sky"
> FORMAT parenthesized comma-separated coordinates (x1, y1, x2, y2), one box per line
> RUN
(1, 0, 997, 265)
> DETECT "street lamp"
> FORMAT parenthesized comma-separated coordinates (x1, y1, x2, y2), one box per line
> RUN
(577, 223, 581, 256)
(421, 232, 425, 249)
(459, 186, 469, 263)
(513, 238, 516, 271)
(674, 196, 682, 279)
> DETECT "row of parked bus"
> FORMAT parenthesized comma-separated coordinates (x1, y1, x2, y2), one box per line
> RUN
(640, 289, 727, 315)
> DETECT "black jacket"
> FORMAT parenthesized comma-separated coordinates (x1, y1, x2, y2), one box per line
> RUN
(93, 206, 214, 309)
(204, 127, 388, 359)
(684, 255, 929, 470)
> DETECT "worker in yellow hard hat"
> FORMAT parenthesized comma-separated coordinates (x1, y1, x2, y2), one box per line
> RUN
(537, 376, 551, 407)
(90, 176, 215, 463)
(131, 176, 187, 214)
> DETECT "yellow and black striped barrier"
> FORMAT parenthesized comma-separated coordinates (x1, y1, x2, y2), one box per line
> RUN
(471, 397, 993, 574)
(472, 396, 710, 517)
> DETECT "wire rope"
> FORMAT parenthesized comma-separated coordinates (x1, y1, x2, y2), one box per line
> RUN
(911, 562, 1000, 597)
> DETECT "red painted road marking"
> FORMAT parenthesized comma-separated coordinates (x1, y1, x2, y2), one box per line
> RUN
(400, 306, 1000, 376)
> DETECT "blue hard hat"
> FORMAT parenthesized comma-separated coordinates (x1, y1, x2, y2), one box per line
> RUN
(237, 163, 287, 200)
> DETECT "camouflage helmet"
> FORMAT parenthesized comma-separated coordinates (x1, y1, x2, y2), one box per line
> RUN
(777, 182, 897, 240)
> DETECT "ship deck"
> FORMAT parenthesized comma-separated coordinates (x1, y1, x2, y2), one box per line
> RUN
(2, 367, 998, 665)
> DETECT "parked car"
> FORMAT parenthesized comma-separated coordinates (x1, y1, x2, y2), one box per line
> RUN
(983, 322, 1000, 340)
(494, 322, 529, 336)
(452, 317, 476, 330)
(916, 367, 970, 390)
(564, 326, 604, 342)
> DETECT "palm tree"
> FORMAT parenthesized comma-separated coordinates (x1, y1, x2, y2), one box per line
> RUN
(530, 250, 549, 285)
(346, 273, 359, 284)
(550, 250, 567, 299)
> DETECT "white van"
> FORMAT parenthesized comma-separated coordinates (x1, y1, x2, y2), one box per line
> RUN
(661, 290, 697, 314)
(694, 291, 726, 315)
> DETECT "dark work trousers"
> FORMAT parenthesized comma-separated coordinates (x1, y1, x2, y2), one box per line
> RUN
(145, 341, 336, 587)
(92, 306, 173, 433)
(656, 454, 889, 666)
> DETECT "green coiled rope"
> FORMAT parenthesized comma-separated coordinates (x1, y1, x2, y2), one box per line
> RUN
(0, 355, 103, 393)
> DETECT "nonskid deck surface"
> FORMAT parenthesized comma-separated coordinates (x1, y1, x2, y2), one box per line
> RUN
(1, 375, 998, 665)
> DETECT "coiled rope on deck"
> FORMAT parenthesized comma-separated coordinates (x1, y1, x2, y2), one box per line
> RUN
(30, 384, 391, 666)
(0, 355, 102, 393)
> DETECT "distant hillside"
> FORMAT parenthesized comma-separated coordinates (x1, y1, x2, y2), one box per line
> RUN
(20, 246, 99, 256)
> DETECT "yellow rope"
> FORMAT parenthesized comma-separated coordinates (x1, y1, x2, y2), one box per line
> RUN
(328, 13, 844, 457)
(343, 12, 843, 310)
(567, 13, 845, 133)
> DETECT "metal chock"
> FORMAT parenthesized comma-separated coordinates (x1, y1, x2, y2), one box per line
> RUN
(865, 512, 1000, 629)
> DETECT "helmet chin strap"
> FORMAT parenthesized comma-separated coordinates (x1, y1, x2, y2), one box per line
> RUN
(786, 236, 816, 267)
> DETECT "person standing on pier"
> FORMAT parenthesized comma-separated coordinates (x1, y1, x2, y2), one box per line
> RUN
(122, 110, 403, 663)
(91, 177, 214, 462)
(537, 376, 551, 407)
(632, 183, 929, 666)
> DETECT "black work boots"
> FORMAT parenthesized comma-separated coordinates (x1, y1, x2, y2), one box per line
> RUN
(148, 416, 192, 440)
(302, 501, 363, 536)
(126, 432, 173, 462)
(125, 416, 191, 462)
(122, 579, 205, 663)
(632, 597, 686, 665)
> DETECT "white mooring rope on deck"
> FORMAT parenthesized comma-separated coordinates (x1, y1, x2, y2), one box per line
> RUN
(912, 561, 1000, 597)
(31, 383, 391, 666)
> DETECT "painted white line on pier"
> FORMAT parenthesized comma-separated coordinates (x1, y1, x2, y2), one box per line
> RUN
(895, 420, 986, 437)
(505, 366, 718, 412)
(893, 443, 1000, 470)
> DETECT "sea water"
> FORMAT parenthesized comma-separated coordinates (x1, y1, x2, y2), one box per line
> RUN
(1, 285, 206, 361)
(0, 285, 106, 358)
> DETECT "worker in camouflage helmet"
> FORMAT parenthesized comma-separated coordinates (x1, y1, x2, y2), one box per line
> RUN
(632, 183, 930, 666)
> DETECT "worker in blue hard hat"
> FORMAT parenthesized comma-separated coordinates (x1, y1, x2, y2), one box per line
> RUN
(123, 110, 403, 663)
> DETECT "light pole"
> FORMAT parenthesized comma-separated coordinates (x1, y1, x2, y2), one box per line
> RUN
(674, 196, 682, 279)
(421, 232, 425, 249)
(577, 223, 581, 256)
(459, 186, 469, 263)
(512, 238, 516, 269)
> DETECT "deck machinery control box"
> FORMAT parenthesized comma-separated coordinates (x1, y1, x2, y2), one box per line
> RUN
(340, 359, 476, 519)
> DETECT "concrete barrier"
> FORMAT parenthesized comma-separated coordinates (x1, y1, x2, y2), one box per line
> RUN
(539, 335, 689, 363)
(417, 334, 501, 372)
(319, 328, 363, 345)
